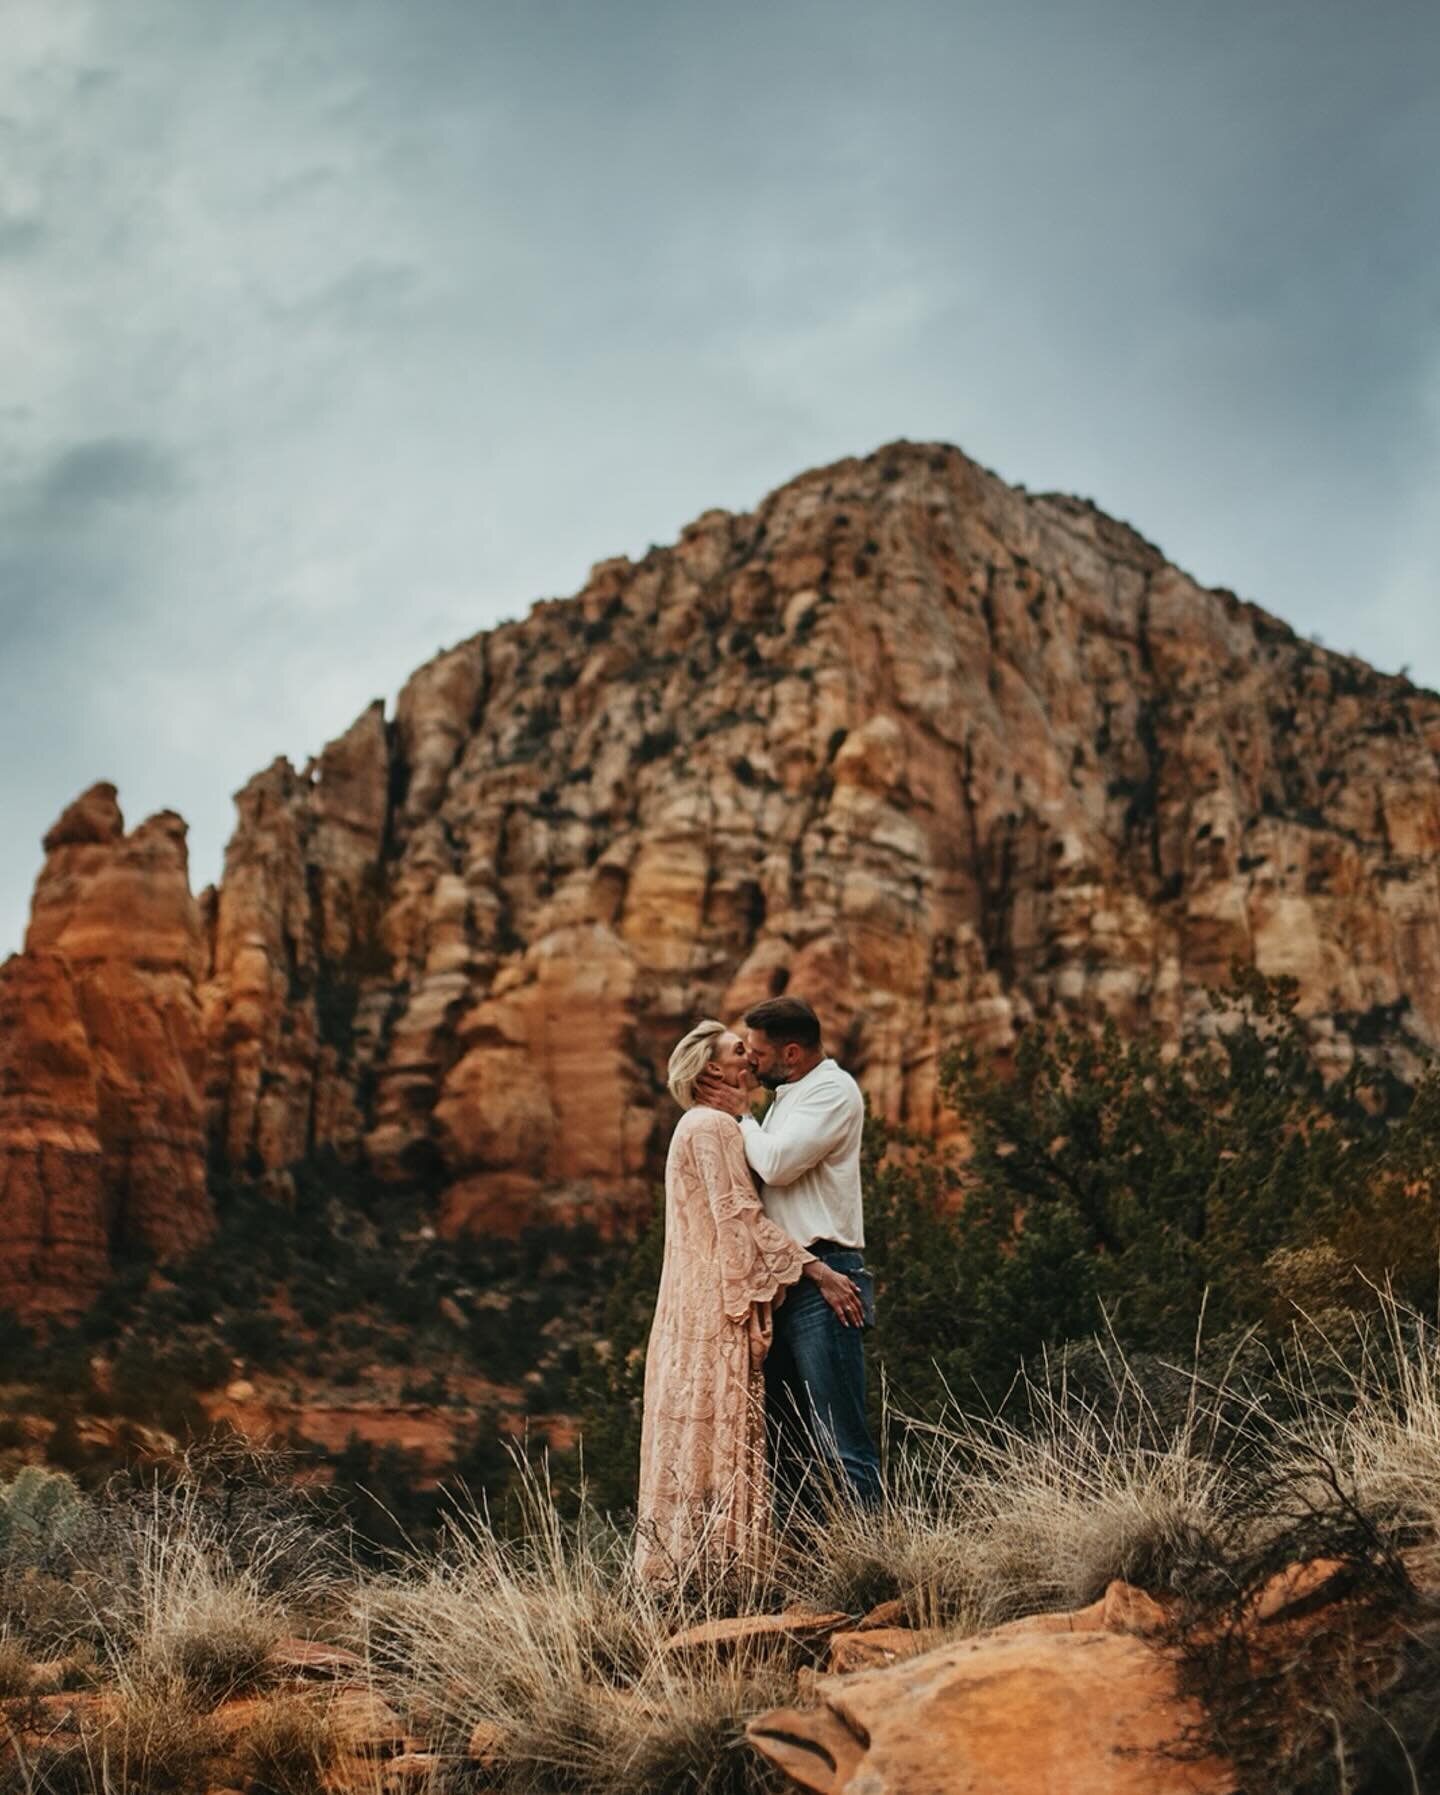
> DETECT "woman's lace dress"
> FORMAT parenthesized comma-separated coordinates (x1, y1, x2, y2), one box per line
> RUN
(634, 1107, 813, 1580)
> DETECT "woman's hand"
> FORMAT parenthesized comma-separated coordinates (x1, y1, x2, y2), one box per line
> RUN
(805, 1260, 866, 1328)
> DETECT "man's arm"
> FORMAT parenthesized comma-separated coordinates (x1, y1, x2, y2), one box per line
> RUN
(737, 1084, 856, 1188)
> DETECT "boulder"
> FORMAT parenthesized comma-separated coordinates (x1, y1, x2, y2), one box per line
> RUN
(466, 1718, 504, 1767)
(323, 1688, 409, 1758)
(854, 1598, 909, 1630)
(379, 1751, 442, 1791)
(748, 1625, 1234, 1794)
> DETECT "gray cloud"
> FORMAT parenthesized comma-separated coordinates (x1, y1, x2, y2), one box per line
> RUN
(1, 0, 1438, 953)
(271, 261, 421, 333)
(38, 437, 177, 512)
(0, 215, 45, 258)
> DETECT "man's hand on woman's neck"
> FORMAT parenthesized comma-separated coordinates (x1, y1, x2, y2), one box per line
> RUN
(694, 1071, 747, 1116)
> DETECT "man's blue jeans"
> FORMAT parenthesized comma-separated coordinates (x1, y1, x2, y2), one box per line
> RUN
(765, 1246, 883, 1518)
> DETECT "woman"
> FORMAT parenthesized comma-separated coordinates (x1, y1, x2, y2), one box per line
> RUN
(634, 1020, 853, 1581)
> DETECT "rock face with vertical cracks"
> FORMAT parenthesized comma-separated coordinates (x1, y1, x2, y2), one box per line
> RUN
(199, 442, 1440, 1235)
(8, 439, 1440, 1309)
(0, 785, 212, 1316)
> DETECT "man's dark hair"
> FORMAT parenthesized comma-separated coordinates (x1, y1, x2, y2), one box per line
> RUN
(744, 996, 822, 1051)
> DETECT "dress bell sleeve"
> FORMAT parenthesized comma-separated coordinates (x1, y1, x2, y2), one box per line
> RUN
(689, 1116, 815, 1323)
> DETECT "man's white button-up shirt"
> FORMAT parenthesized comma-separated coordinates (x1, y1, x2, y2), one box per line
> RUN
(738, 1057, 866, 1249)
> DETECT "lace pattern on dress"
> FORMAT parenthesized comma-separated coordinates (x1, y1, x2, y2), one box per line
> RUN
(634, 1108, 813, 1581)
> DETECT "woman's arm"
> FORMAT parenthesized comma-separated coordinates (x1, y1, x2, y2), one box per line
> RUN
(688, 1113, 867, 1328)
(688, 1115, 815, 1321)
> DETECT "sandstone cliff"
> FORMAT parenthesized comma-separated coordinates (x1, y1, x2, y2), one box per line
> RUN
(6, 441, 1440, 1312)
(0, 786, 211, 1315)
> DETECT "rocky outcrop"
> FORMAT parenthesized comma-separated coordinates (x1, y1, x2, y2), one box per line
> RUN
(0, 785, 211, 1316)
(0, 950, 109, 1317)
(747, 1586, 1235, 1794)
(193, 441, 1440, 1234)
(8, 441, 1440, 1304)
(747, 1555, 1422, 1793)
(201, 701, 390, 1184)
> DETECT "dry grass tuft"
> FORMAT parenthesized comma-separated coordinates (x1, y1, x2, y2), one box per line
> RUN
(92, 1676, 222, 1793)
(138, 1602, 280, 1703)
(78, 1453, 335, 1702)
(596, 1659, 795, 1795)
(0, 1638, 33, 1700)
(778, 1340, 1237, 1632)
(1163, 1286, 1440, 1793)
(355, 1462, 789, 1795)
(0, 1572, 101, 1662)
(1273, 1285, 1440, 1549)
(236, 1694, 340, 1795)
(1, 1675, 222, 1795)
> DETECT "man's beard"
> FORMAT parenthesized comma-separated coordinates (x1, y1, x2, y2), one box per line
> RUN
(756, 1069, 786, 1090)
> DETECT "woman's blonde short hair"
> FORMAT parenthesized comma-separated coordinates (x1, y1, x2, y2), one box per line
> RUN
(667, 1019, 728, 1109)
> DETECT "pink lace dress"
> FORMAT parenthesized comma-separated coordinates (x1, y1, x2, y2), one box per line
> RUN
(635, 1107, 813, 1580)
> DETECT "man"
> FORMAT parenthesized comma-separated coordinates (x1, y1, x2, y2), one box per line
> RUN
(697, 995, 883, 1514)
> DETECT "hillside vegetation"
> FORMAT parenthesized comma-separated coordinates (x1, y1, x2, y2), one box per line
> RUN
(3, 970, 1439, 1789)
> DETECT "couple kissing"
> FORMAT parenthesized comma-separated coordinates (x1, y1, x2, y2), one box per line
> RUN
(634, 996, 882, 1582)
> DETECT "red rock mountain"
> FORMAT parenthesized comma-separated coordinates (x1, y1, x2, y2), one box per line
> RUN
(0, 787, 211, 1315)
(4, 442, 1440, 1316)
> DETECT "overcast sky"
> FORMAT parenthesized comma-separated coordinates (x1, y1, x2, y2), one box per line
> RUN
(3, 0, 1438, 954)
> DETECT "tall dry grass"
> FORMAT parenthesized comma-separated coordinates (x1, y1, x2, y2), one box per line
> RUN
(773, 1334, 1246, 1629)
(234, 1693, 340, 1795)
(354, 1461, 793, 1794)
(1, 1671, 220, 1795)
(0, 1443, 348, 1795)
(346, 1340, 1258, 1790)
(1153, 1289, 1440, 1794)
(7, 1295, 1440, 1792)
(78, 1455, 335, 1704)
(1264, 1284, 1440, 1565)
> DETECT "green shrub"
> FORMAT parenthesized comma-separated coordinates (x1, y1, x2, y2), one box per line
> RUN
(923, 966, 1440, 1408)
(0, 1467, 86, 1566)
(0, 1310, 39, 1378)
(109, 1341, 210, 1437)
(570, 1194, 666, 1514)
(224, 1312, 287, 1372)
